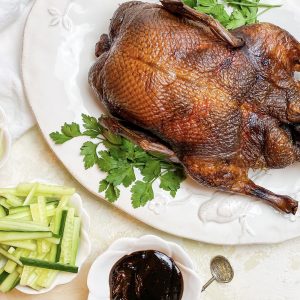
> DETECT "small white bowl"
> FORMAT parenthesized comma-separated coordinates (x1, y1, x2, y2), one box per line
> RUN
(16, 192, 91, 294)
(87, 235, 202, 300)
(0, 106, 11, 169)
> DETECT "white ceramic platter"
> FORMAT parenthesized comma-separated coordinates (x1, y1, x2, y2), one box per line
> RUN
(22, 0, 300, 245)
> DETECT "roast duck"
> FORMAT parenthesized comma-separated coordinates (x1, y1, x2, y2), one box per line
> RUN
(89, 0, 300, 214)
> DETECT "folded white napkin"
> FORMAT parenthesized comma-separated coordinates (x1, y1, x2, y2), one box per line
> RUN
(0, 0, 35, 140)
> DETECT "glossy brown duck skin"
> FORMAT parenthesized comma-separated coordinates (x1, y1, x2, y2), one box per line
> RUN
(89, 0, 300, 214)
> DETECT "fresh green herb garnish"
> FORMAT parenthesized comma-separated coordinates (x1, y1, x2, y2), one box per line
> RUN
(184, 0, 281, 29)
(50, 114, 185, 208)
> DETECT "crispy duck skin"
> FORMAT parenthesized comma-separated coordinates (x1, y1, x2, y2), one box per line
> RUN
(89, 0, 300, 214)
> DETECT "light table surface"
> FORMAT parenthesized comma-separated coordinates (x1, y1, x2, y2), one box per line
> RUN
(2, 127, 300, 300)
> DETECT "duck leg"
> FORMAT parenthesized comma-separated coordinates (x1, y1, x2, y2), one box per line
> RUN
(160, 0, 244, 48)
(183, 156, 298, 214)
(100, 115, 180, 163)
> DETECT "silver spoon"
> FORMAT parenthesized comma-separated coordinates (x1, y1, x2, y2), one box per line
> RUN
(201, 255, 234, 292)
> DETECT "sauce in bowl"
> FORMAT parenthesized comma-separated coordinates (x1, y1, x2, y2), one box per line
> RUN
(109, 250, 184, 300)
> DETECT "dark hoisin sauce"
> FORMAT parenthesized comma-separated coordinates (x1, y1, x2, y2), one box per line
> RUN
(109, 250, 184, 300)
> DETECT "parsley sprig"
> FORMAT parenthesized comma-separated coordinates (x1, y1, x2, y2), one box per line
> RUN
(184, 0, 281, 30)
(50, 114, 185, 208)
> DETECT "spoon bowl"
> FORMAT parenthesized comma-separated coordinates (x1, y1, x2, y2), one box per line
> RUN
(210, 255, 234, 283)
(202, 255, 234, 292)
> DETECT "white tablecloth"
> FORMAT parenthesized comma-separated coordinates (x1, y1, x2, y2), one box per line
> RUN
(0, 0, 35, 140)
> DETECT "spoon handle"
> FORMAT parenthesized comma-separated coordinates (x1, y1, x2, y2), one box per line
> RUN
(201, 276, 215, 292)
